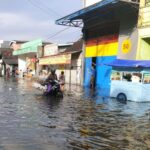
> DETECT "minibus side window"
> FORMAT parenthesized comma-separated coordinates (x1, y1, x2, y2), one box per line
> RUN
(111, 71, 121, 80)
(143, 73, 150, 83)
(131, 72, 142, 83)
(122, 72, 132, 82)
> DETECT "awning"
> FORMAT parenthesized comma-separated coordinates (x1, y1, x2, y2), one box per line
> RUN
(13, 46, 38, 55)
(105, 59, 150, 68)
(64, 39, 83, 53)
(39, 53, 71, 65)
(13, 39, 42, 56)
(56, 0, 139, 27)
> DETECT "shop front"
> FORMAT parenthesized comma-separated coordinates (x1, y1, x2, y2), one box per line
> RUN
(12, 39, 42, 77)
(38, 39, 83, 85)
(39, 52, 82, 85)
(39, 53, 71, 80)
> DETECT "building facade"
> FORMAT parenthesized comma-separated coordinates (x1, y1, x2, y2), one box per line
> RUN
(56, 0, 140, 96)
(11, 39, 43, 77)
(38, 40, 83, 85)
(0, 40, 18, 76)
(136, 0, 150, 60)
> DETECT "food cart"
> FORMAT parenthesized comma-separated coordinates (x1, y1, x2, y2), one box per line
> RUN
(106, 59, 150, 102)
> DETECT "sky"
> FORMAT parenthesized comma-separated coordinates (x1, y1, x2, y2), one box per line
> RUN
(0, 0, 82, 44)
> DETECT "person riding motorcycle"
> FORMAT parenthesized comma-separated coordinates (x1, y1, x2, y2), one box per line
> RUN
(46, 68, 58, 82)
(44, 68, 58, 92)
(42, 68, 63, 97)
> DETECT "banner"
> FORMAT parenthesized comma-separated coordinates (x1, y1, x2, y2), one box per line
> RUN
(26, 57, 35, 71)
(39, 54, 71, 65)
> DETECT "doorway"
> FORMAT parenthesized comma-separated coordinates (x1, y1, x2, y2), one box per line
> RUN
(90, 57, 96, 89)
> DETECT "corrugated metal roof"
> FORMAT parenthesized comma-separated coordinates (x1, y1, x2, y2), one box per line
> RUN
(64, 39, 83, 53)
(56, 0, 139, 27)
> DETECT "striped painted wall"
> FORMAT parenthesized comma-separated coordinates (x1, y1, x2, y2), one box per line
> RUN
(84, 34, 118, 95)
(85, 34, 118, 57)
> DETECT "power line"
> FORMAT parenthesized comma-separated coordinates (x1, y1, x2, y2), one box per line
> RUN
(27, 0, 60, 17)
(27, 0, 81, 41)
(27, 0, 51, 16)
(37, 0, 61, 17)
(45, 27, 71, 40)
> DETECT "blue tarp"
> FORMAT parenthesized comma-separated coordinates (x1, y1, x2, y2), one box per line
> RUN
(105, 59, 150, 68)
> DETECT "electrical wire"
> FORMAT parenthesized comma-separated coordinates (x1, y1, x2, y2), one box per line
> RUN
(45, 27, 71, 40)
(26, 0, 80, 41)
(27, 0, 60, 17)
(33, 0, 61, 17)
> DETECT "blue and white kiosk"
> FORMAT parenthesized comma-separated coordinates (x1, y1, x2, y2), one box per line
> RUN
(106, 59, 150, 102)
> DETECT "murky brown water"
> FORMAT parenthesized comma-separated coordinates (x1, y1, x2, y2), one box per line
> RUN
(0, 78, 150, 150)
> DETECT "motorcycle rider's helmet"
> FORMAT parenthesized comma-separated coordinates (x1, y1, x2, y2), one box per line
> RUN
(51, 68, 56, 75)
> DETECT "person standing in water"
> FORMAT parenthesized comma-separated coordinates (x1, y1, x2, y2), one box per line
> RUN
(6, 67, 10, 79)
(59, 71, 65, 91)
(90, 63, 96, 89)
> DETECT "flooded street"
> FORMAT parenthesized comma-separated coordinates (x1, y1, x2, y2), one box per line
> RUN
(0, 78, 150, 150)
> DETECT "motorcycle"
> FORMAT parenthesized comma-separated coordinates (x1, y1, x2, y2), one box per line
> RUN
(42, 80, 63, 98)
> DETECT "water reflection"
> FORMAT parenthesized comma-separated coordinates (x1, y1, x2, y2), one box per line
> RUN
(0, 78, 150, 149)
(66, 87, 150, 149)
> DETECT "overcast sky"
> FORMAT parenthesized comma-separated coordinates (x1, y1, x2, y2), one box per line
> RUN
(0, 0, 82, 44)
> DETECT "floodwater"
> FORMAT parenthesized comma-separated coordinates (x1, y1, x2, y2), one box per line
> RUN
(0, 78, 150, 150)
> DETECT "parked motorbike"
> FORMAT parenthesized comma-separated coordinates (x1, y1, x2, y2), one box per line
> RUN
(42, 80, 63, 98)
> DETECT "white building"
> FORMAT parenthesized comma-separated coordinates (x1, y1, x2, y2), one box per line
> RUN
(11, 39, 42, 77)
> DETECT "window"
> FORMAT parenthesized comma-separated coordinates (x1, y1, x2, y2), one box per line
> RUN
(122, 72, 132, 82)
(111, 71, 142, 83)
(143, 73, 150, 83)
(131, 73, 142, 83)
(111, 71, 121, 81)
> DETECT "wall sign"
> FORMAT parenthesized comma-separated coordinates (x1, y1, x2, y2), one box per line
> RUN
(121, 39, 132, 54)
(39, 54, 71, 65)
(44, 44, 58, 56)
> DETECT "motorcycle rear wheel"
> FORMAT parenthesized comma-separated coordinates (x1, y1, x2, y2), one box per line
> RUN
(56, 91, 63, 98)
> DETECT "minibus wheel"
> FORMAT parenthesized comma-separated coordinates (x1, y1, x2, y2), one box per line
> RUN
(117, 93, 127, 101)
